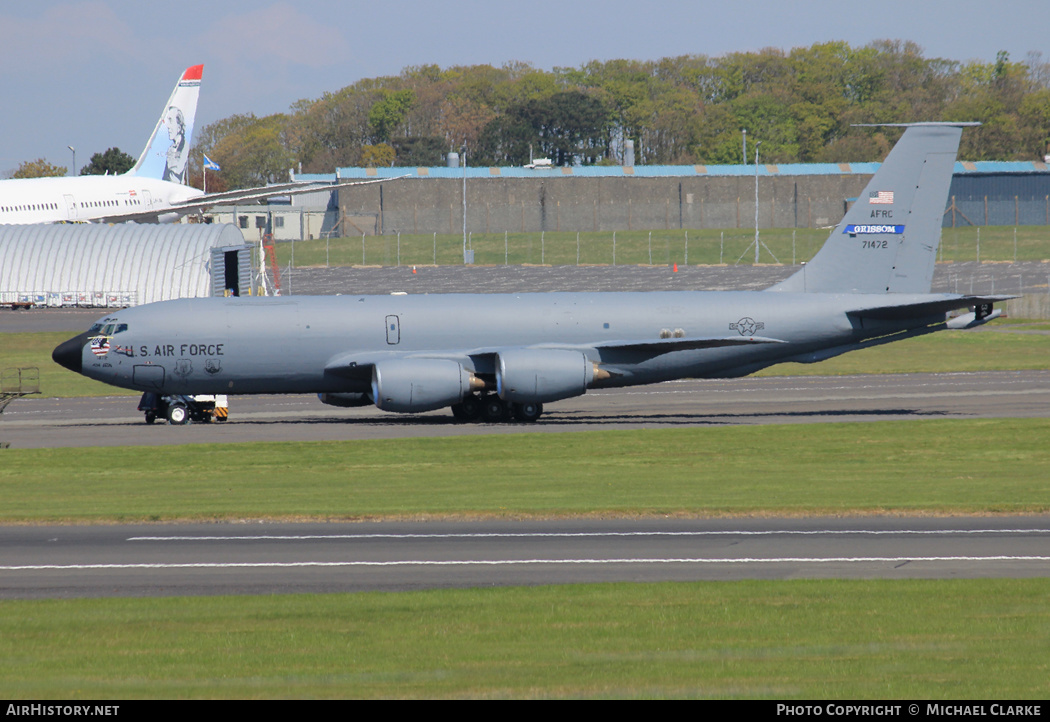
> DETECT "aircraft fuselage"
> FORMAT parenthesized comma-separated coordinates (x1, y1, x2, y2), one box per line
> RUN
(58, 291, 943, 399)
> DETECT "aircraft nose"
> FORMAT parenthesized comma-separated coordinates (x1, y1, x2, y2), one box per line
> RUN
(52, 331, 90, 374)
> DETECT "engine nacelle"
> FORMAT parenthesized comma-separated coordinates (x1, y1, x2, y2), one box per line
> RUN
(496, 348, 593, 403)
(371, 358, 474, 413)
(317, 392, 372, 408)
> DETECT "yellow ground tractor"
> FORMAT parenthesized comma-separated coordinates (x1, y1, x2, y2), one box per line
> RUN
(137, 393, 229, 425)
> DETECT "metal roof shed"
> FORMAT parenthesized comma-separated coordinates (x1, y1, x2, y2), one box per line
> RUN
(0, 222, 248, 308)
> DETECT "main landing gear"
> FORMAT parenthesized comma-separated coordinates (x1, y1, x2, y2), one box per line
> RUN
(451, 393, 543, 423)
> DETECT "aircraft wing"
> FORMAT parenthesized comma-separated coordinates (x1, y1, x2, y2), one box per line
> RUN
(174, 175, 410, 209)
(588, 335, 786, 353)
(323, 350, 470, 381)
(323, 335, 787, 379)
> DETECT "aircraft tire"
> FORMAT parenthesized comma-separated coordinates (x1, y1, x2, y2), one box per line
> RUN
(451, 395, 482, 422)
(512, 402, 543, 422)
(480, 396, 511, 423)
(166, 404, 189, 425)
(144, 411, 157, 425)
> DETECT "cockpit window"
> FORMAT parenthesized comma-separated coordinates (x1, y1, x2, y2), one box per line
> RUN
(94, 322, 128, 337)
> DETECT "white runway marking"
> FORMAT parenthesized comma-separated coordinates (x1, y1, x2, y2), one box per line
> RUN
(600, 388, 1050, 402)
(6, 556, 1050, 571)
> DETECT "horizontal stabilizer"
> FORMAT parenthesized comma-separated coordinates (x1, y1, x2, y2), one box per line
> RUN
(946, 308, 1003, 328)
(847, 295, 1015, 321)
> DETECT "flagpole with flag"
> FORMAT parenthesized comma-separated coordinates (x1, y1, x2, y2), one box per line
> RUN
(203, 153, 220, 194)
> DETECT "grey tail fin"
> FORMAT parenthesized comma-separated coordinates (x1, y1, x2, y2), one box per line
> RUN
(768, 123, 974, 294)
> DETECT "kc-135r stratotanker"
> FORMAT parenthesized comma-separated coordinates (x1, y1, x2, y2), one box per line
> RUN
(53, 123, 1011, 423)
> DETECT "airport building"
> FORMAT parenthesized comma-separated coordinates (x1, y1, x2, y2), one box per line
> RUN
(202, 185, 340, 243)
(0, 223, 252, 308)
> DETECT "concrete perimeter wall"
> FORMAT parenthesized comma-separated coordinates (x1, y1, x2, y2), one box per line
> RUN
(338, 174, 874, 236)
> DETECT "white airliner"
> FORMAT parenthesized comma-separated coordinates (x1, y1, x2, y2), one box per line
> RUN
(0, 65, 385, 225)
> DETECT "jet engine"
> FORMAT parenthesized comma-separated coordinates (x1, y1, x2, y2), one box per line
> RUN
(496, 348, 594, 403)
(371, 358, 478, 413)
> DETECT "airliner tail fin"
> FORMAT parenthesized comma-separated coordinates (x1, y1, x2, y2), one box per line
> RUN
(126, 65, 203, 184)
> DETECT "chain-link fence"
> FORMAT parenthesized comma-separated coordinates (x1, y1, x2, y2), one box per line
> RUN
(275, 226, 1050, 269)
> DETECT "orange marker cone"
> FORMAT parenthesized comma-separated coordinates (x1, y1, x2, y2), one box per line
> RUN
(673, 263, 678, 272)
(412, 266, 417, 274)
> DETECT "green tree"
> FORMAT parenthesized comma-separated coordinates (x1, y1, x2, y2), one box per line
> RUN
(1018, 88, 1050, 158)
(368, 89, 415, 143)
(435, 93, 496, 152)
(286, 86, 383, 171)
(191, 113, 296, 189)
(359, 143, 395, 167)
(188, 41, 1050, 178)
(12, 158, 66, 178)
(392, 136, 445, 166)
(80, 147, 135, 176)
(474, 113, 533, 166)
(476, 90, 611, 166)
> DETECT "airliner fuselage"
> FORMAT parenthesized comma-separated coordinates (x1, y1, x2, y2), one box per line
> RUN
(0, 175, 205, 224)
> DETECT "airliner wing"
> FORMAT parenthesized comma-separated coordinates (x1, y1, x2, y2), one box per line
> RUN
(94, 175, 407, 223)
(178, 175, 409, 209)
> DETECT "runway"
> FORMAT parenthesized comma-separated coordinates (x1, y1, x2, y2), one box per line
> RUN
(3, 517, 1049, 598)
(2, 370, 1048, 448)
(3, 273, 1047, 599)
(5, 372, 1048, 600)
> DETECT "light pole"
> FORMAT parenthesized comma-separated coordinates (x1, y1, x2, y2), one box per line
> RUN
(754, 141, 761, 264)
(461, 145, 468, 264)
(742, 130, 746, 165)
(67, 146, 76, 177)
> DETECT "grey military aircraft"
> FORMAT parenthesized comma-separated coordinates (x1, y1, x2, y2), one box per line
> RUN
(53, 122, 1011, 424)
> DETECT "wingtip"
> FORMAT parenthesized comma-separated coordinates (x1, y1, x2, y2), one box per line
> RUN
(182, 65, 204, 81)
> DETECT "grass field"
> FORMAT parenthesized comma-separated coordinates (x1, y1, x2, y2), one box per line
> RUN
(1, 332, 135, 398)
(2, 419, 1048, 522)
(2, 579, 1048, 698)
(272, 225, 1050, 269)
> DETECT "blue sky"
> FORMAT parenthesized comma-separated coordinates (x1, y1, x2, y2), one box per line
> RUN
(2, 0, 1047, 175)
